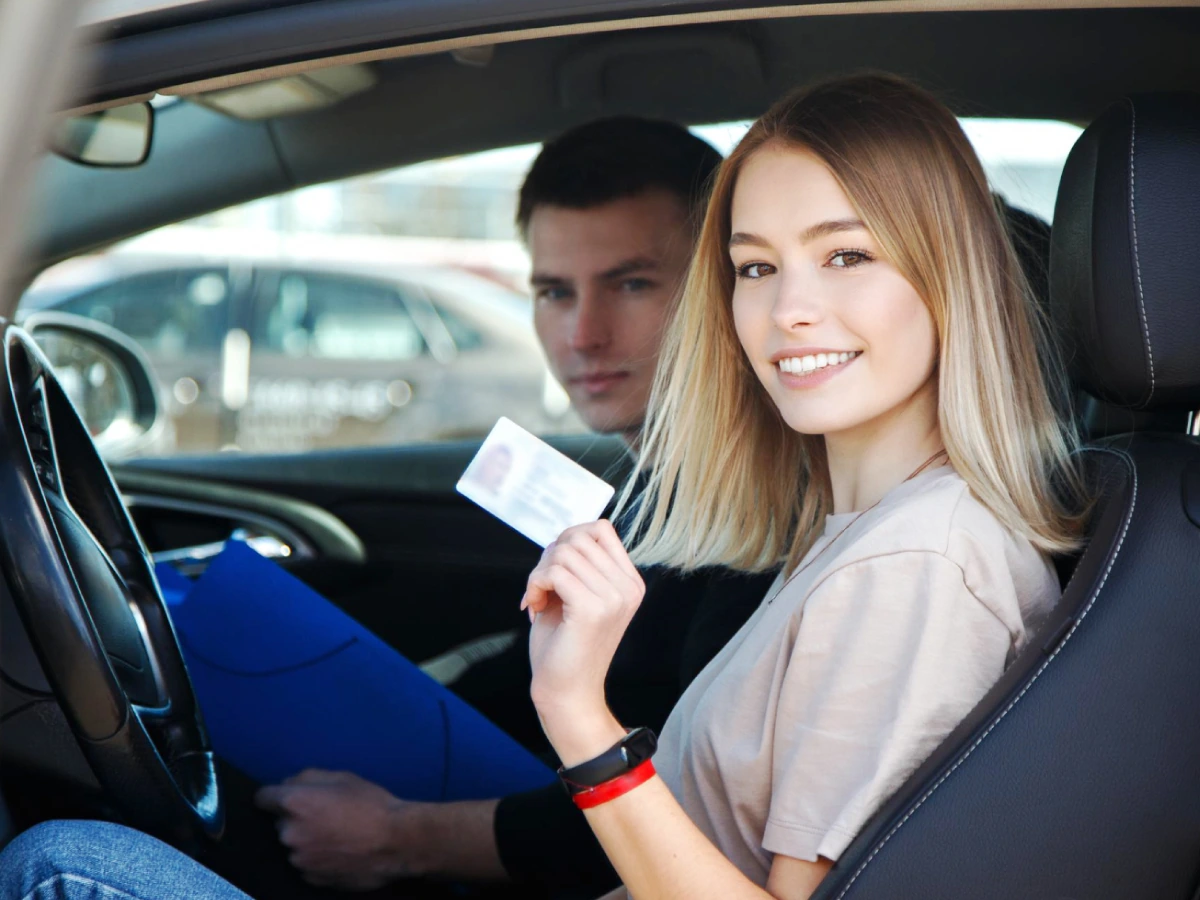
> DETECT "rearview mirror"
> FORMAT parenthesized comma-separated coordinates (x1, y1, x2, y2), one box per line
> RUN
(50, 101, 153, 167)
(23, 311, 163, 459)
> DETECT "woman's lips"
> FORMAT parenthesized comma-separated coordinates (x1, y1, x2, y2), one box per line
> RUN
(570, 372, 631, 396)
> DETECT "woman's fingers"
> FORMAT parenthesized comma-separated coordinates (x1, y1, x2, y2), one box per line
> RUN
(551, 520, 640, 583)
(560, 540, 645, 617)
(557, 533, 633, 592)
(590, 520, 642, 582)
(524, 561, 589, 617)
(522, 565, 560, 616)
(519, 520, 642, 618)
(524, 549, 613, 620)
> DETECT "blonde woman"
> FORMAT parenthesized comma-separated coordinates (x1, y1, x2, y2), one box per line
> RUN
(520, 73, 1086, 900)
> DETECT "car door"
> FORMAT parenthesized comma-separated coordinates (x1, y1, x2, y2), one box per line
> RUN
(20, 131, 595, 672)
(112, 260, 594, 667)
(114, 432, 630, 664)
(402, 274, 570, 441)
(240, 267, 451, 453)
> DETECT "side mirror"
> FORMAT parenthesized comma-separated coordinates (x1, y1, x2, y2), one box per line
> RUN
(49, 101, 154, 167)
(23, 311, 163, 459)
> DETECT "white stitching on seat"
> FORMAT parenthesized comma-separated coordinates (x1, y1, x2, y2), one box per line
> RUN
(1128, 101, 1155, 408)
(832, 448, 1137, 899)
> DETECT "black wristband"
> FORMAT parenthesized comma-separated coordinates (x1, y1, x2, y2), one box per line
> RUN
(558, 727, 658, 794)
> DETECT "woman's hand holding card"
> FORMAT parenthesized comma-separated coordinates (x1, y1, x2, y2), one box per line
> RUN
(521, 520, 644, 766)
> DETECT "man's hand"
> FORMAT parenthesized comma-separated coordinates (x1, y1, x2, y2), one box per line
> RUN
(254, 769, 414, 890)
(254, 770, 508, 888)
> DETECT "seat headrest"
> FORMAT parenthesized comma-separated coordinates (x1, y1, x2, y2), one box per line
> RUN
(1050, 93, 1200, 411)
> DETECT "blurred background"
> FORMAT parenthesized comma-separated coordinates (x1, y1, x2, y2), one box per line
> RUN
(21, 115, 1081, 458)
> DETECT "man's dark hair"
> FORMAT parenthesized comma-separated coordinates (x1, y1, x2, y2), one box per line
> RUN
(516, 116, 723, 236)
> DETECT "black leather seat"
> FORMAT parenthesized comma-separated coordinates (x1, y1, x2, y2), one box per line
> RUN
(1002, 196, 1187, 439)
(811, 93, 1200, 900)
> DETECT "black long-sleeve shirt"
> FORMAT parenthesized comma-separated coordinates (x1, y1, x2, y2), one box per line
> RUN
(455, 565, 777, 898)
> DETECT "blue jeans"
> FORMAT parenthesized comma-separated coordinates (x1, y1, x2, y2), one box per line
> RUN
(0, 821, 251, 900)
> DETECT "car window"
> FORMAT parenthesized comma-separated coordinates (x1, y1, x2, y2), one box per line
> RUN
(21, 118, 1078, 460)
(429, 300, 483, 352)
(55, 268, 230, 354)
(22, 143, 585, 458)
(252, 271, 427, 361)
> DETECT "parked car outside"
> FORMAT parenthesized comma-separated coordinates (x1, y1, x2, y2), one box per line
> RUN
(22, 252, 578, 455)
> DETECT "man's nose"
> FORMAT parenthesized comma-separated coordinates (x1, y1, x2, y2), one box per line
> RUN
(570, 289, 612, 351)
(771, 269, 824, 332)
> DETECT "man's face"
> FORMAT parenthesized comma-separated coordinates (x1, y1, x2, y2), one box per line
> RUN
(529, 189, 693, 440)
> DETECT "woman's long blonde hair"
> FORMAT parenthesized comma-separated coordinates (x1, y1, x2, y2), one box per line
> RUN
(620, 73, 1086, 573)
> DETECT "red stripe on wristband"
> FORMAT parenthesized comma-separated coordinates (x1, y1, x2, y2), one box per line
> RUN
(571, 759, 657, 810)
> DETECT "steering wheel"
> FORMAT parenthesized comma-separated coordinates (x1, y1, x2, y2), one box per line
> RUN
(0, 324, 223, 845)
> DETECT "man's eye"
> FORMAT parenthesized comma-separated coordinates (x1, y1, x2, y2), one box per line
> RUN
(735, 262, 775, 279)
(828, 249, 873, 268)
(536, 287, 572, 302)
(620, 278, 655, 293)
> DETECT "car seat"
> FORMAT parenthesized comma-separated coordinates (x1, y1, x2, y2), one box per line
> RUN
(811, 92, 1200, 900)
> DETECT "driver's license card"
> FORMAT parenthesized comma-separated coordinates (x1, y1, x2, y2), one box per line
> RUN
(456, 417, 615, 547)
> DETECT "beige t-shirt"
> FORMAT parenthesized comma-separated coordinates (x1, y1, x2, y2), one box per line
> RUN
(653, 466, 1058, 885)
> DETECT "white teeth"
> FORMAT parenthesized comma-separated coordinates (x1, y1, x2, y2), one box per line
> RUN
(777, 351, 858, 375)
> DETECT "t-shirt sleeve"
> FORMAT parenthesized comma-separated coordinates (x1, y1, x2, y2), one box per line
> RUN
(763, 550, 1013, 863)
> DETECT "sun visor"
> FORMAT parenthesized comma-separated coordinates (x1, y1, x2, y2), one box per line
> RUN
(187, 63, 377, 120)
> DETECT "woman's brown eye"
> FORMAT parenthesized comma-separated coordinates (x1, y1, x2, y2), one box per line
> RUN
(830, 250, 871, 268)
(736, 263, 774, 279)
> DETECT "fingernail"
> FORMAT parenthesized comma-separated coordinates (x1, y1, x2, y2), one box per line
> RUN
(519, 593, 528, 611)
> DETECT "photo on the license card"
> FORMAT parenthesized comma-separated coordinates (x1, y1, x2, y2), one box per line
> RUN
(457, 417, 615, 547)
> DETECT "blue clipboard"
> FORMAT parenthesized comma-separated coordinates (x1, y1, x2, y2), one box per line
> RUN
(158, 542, 554, 800)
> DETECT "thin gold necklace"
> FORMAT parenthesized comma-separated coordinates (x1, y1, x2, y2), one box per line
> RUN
(768, 448, 950, 605)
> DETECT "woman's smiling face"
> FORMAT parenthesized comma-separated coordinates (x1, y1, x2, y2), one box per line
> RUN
(729, 144, 939, 439)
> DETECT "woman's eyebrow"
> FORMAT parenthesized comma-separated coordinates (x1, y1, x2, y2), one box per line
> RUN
(798, 217, 866, 244)
(729, 218, 866, 251)
(728, 232, 769, 249)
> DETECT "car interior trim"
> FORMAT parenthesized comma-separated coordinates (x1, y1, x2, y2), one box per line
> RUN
(114, 468, 366, 563)
(56, 93, 156, 118)
(72, 0, 1194, 112)
(121, 493, 317, 562)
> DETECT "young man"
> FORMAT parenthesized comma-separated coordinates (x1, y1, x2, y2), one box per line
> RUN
(251, 118, 775, 898)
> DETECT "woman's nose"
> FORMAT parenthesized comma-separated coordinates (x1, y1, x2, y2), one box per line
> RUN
(770, 271, 824, 332)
